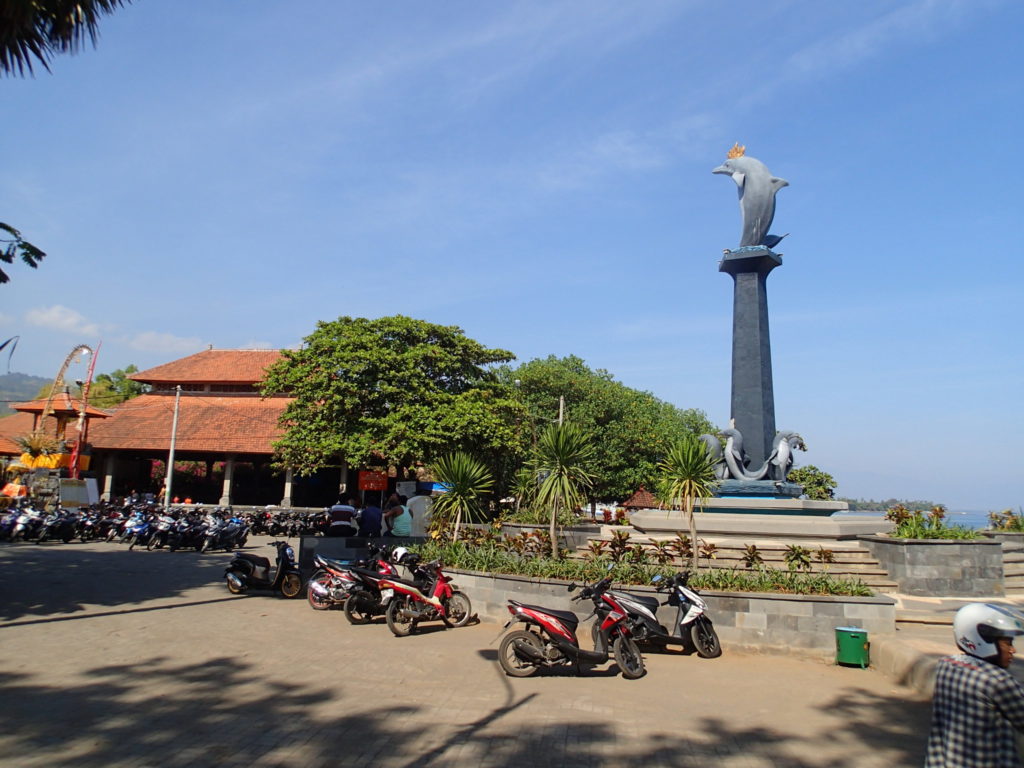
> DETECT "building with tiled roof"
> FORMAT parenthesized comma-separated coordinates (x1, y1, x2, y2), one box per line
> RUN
(77, 348, 338, 507)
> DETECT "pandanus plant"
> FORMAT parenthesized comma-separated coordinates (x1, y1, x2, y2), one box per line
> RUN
(428, 452, 493, 543)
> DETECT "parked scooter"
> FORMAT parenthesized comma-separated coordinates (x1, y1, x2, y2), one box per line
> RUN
(307, 543, 395, 610)
(602, 571, 721, 658)
(496, 572, 645, 679)
(341, 548, 405, 625)
(224, 540, 302, 598)
(380, 555, 472, 636)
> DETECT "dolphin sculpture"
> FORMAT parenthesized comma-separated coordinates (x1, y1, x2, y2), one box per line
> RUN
(718, 428, 805, 482)
(713, 145, 789, 249)
(698, 433, 729, 480)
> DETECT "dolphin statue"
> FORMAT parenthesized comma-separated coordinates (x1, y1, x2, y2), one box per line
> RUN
(713, 149, 789, 249)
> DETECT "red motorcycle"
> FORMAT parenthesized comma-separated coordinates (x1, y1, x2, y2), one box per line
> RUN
(307, 543, 398, 611)
(379, 555, 472, 636)
(496, 574, 645, 679)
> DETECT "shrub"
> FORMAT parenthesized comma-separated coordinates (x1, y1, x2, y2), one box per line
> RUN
(989, 509, 1024, 532)
(411, 541, 873, 596)
(886, 504, 980, 540)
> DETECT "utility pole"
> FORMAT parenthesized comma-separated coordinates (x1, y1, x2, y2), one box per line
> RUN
(558, 395, 564, 426)
(163, 385, 181, 509)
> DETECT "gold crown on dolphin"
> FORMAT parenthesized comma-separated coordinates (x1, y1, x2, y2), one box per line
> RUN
(727, 142, 746, 159)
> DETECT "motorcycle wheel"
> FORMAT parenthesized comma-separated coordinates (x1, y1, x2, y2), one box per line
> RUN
(445, 591, 472, 628)
(307, 572, 333, 610)
(226, 573, 246, 595)
(613, 635, 645, 680)
(385, 596, 416, 637)
(280, 573, 303, 599)
(200, 538, 211, 554)
(127, 534, 137, 550)
(146, 535, 159, 551)
(343, 591, 374, 625)
(690, 618, 722, 659)
(498, 630, 542, 678)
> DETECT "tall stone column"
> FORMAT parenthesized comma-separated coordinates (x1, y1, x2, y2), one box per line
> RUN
(219, 456, 236, 506)
(719, 247, 781, 469)
(101, 454, 117, 501)
(281, 467, 294, 508)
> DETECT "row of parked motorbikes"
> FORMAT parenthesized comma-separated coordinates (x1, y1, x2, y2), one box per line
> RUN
(0, 502, 329, 551)
(228, 538, 721, 680)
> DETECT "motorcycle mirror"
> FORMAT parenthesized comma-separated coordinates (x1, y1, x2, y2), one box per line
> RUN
(567, 582, 577, 592)
(651, 574, 663, 584)
(606, 563, 614, 572)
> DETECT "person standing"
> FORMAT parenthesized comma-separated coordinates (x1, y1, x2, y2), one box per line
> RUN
(384, 502, 412, 537)
(327, 498, 358, 537)
(926, 602, 1024, 767)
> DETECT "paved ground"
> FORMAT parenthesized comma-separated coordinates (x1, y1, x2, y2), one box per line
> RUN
(0, 536, 934, 767)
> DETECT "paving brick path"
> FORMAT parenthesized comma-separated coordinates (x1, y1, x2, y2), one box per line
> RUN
(0, 537, 931, 767)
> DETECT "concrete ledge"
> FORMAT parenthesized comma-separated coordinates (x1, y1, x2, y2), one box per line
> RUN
(630, 510, 893, 540)
(860, 535, 1003, 596)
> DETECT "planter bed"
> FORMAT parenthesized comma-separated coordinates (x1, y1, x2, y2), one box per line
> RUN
(858, 535, 1004, 596)
(449, 567, 895, 656)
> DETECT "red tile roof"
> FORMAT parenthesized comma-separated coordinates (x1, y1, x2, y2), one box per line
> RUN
(623, 485, 662, 509)
(88, 393, 291, 454)
(0, 411, 38, 455)
(131, 349, 285, 385)
(12, 393, 112, 418)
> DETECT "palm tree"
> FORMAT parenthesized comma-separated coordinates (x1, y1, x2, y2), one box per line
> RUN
(2, 0, 133, 77)
(533, 423, 596, 558)
(657, 435, 718, 571)
(428, 452, 493, 542)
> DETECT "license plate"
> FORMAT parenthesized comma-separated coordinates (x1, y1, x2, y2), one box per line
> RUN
(381, 589, 394, 600)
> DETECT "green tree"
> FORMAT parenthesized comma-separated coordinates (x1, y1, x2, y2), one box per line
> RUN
(788, 465, 837, 501)
(657, 434, 718, 571)
(428, 452, 493, 542)
(0, 223, 46, 284)
(501, 355, 713, 503)
(32, 364, 146, 407)
(1, 0, 133, 76)
(533, 422, 597, 557)
(260, 315, 525, 475)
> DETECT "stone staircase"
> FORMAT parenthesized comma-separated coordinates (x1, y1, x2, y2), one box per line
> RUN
(571, 534, 899, 591)
(1003, 538, 1024, 594)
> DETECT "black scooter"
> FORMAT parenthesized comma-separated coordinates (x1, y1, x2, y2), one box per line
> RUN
(225, 540, 302, 598)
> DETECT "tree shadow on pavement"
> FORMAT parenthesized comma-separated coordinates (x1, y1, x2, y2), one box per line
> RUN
(0, 543, 228, 622)
(0, 656, 929, 768)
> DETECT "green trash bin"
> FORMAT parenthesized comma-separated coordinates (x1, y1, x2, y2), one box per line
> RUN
(835, 626, 870, 668)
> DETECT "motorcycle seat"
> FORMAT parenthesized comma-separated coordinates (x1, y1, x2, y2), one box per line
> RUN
(236, 553, 271, 569)
(509, 600, 580, 628)
(318, 555, 353, 569)
(626, 593, 661, 611)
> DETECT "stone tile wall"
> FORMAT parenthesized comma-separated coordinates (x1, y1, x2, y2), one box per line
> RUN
(449, 569, 895, 655)
(859, 536, 1004, 596)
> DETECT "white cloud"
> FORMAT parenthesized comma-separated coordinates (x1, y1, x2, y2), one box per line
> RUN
(124, 331, 206, 356)
(25, 305, 101, 336)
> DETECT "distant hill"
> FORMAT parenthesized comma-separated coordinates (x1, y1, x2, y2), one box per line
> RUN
(0, 372, 50, 416)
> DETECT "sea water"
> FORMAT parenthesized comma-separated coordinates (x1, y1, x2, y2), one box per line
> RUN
(833, 509, 995, 530)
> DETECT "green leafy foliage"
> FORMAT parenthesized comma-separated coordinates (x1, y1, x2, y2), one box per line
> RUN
(657, 434, 718, 570)
(412, 540, 873, 596)
(1, 0, 133, 76)
(742, 544, 764, 569)
(500, 356, 714, 502)
(260, 315, 523, 475)
(787, 465, 837, 500)
(532, 422, 597, 557)
(989, 508, 1024, 532)
(783, 545, 812, 572)
(885, 504, 980, 540)
(0, 223, 46, 283)
(427, 452, 493, 542)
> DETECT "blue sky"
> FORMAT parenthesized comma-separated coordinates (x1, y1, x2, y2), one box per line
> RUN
(2, 1, 1021, 510)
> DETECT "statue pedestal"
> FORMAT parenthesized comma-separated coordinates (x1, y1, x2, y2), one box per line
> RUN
(717, 479, 802, 499)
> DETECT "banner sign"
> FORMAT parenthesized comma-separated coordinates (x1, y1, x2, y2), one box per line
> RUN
(358, 470, 388, 491)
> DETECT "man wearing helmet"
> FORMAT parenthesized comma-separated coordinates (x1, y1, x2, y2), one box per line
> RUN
(926, 602, 1024, 767)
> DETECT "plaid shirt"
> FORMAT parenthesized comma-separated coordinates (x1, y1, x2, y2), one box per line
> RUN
(926, 654, 1024, 767)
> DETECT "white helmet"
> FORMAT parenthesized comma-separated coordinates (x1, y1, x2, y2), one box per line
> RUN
(391, 546, 409, 564)
(953, 603, 1024, 659)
